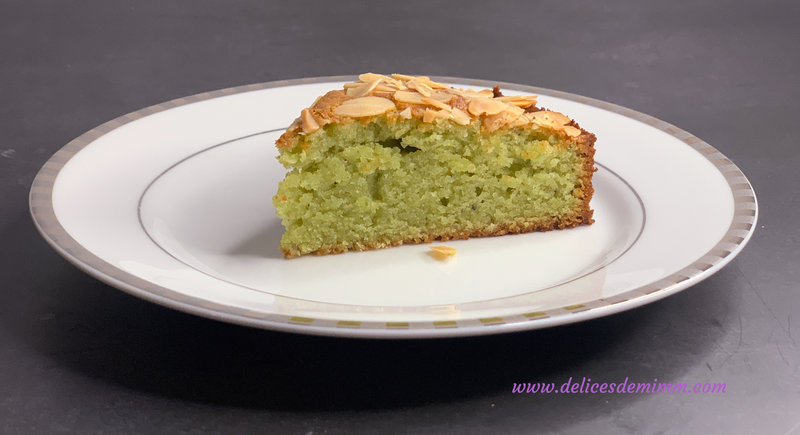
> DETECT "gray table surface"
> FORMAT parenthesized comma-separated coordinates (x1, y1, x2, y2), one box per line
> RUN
(2, 1, 799, 433)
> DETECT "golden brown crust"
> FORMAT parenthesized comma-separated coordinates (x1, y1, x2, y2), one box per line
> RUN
(281, 210, 594, 258)
(275, 73, 594, 150)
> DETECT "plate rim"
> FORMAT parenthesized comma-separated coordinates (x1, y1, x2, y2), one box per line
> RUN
(29, 75, 758, 338)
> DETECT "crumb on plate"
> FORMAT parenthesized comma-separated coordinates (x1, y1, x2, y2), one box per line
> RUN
(429, 245, 457, 260)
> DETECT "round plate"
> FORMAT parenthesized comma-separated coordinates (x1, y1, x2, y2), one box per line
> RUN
(30, 76, 758, 338)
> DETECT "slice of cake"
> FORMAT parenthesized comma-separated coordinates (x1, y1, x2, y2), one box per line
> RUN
(273, 73, 596, 258)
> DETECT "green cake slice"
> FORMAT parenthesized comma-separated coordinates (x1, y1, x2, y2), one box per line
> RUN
(273, 73, 596, 258)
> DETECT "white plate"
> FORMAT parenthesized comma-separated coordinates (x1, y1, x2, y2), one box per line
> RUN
(30, 76, 758, 338)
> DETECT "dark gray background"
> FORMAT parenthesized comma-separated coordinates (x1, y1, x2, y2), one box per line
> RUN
(2, 1, 798, 433)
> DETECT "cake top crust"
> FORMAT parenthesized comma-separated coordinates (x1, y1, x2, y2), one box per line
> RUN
(277, 73, 590, 149)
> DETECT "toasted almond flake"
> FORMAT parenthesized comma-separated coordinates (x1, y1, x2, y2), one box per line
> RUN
(426, 81, 449, 90)
(496, 95, 536, 102)
(450, 95, 468, 112)
(374, 84, 397, 92)
(300, 109, 319, 133)
(509, 115, 530, 127)
(393, 90, 425, 104)
(504, 100, 536, 108)
(543, 111, 570, 125)
(562, 125, 582, 137)
(372, 91, 395, 99)
(450, 107, 471, 125)
(523, 112, 541, 124)
(505, 105, 525, 117)
(346, 79, 381, 97)
(422, 108, 438, 123)
(528, 111, 553, 124)
(529, 110, 572, 130)
(407, 80, 433, 97)
(429, 245, 457, 259)
(345, 86, 362, 97)
(436, 109, 454, 119)
(468, 97, 507, 116)
(333, 96, 396, 117)
(383, 77, 403, 87)
(288, 116, 302, 131)
(391, 73, 416, 81)
(358, 73, 388, 83)
(483, 111, 519, 132)
(460, 90, 482, 98)
(429, 91, 455, 103)
(399, 107, 413, 119)
(496, 95, 538, 107)
(421, 97, 451, 111)
(417, 76, 449, 89)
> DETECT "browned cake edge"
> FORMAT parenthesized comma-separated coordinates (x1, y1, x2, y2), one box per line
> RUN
(282, 210, 594, 258)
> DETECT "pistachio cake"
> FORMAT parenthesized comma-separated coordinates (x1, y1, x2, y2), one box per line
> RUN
(273, 73, 596, 258)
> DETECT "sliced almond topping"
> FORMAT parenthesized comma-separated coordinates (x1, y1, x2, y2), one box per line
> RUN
(393, 90, 425, 104)
(418, 77, 449, 89)
(548, 111, 571, 125)
(429, 90, 455, 103)
(407, 80, 433, 97)
(391, 73, 416, 81)
(372, 90, 395, 99)
(429, 245, 457, 259)
(528, 111, 549, 122)
(383, 77, 402, 87)
(346, 79, 381, 97)
(562, 125, 582, 137)
(300, 109, 319, 134)
(460, 90, 482, 98)
(422, 108, 438, 123)
(374, 84, 397, 92)
(288, 116, 302, 131)
(450, 95, 468, 112)
(529, 110, 571, 129)
(496, 95, 538, 107)
(421, 97, 451, 111)
(483, 111, 519, 132)
(427, 81, 449, 90)
(450, 107, 471, 125)
(468, 97, 507, 116)
(328, 75, 575, 134)
(505, 105, 525, 117)
(358, 73, 388, 83)
(509, 114, 530, 128)
(436, 109, 453, 119)
(333, 96, 396, 118)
